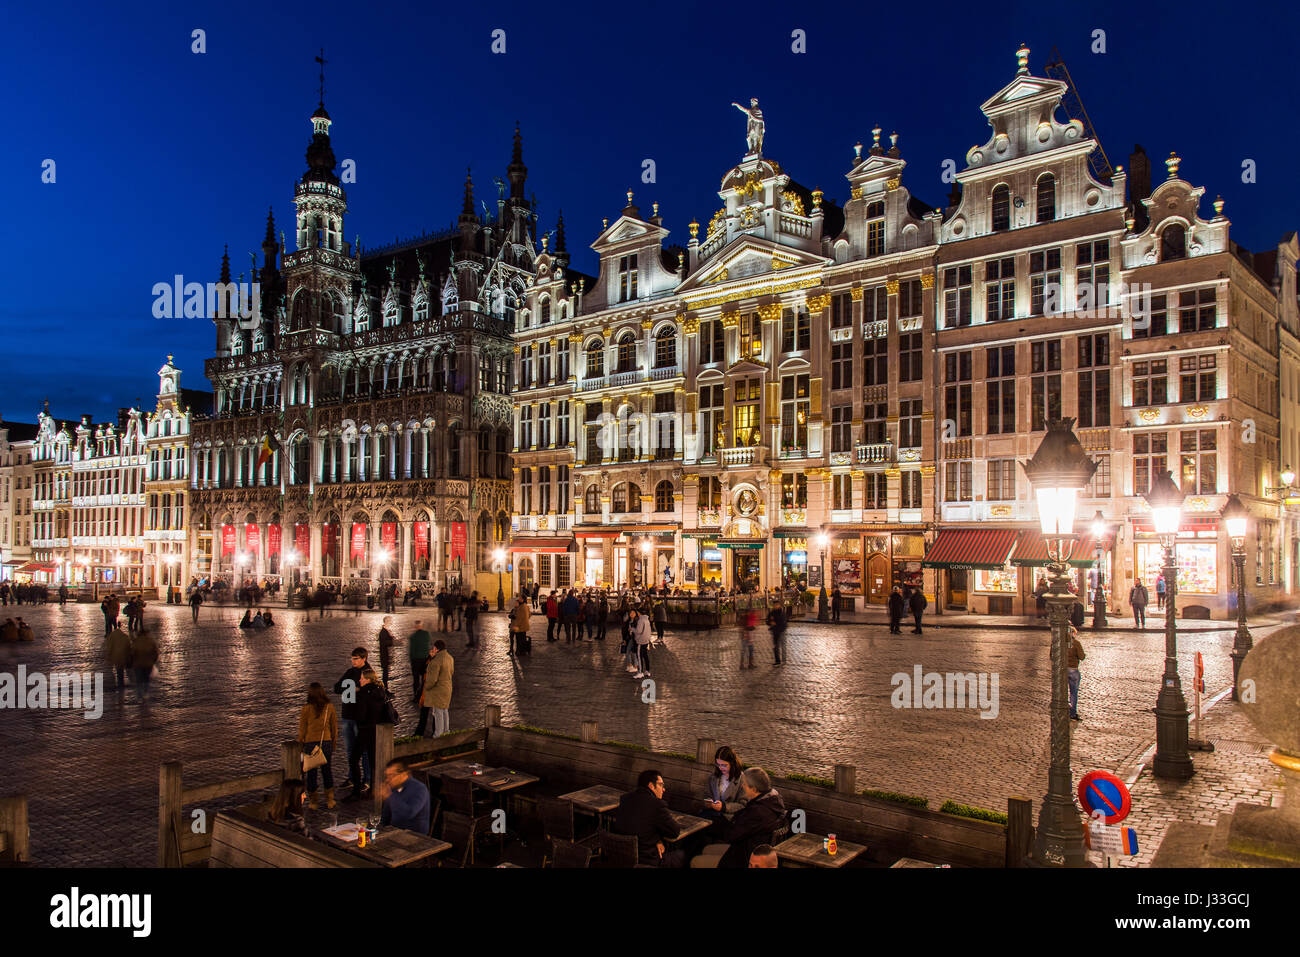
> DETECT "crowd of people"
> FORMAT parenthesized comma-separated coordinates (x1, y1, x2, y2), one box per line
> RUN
(0, 581, 54, 605)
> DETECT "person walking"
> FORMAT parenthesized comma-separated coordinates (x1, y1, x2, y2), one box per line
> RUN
(1129, 580, 1148, 628)
(631, 608, 653, 679)
(298, 683, 339, 810)
(128, 628, 159, 703)
(58, 583, 68, 606)
(1067, 626, 1086, 720)
(101, 595, 119, 637)
(739, 608, 757, 669)
(464, 590, 480, 647)
(407, 620, 432, 704)
(652, 597, 667, 644)
(106, 622, 132, 691)
(831, 585, 842, 623)
(595, 591, 609, 641)
(508, 595, 531, 656)
(767, 601, 788, 665)
(333, 647, 371, 795)
(1155, 574, 1166, 611)
(377, 616, 395, 688)
(887, 585, 905, 634)
(907, 586, 927, 634)
(582, 594, 598, 640)
(416, 640, 455, 737)
(189, 587, 203, 623)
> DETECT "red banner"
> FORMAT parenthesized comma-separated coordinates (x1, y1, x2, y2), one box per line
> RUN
(268, 524, 281, 556)
(321, 523, 337, 558)
(245, 523, 260, 554)
(381, 522, 396, 555)
(295, 524, 311, 560)
(450, 521, 467, 562)
(351, 523, 368, 560)
(221, 525, 236, 556)
(413, 521, 429, 560)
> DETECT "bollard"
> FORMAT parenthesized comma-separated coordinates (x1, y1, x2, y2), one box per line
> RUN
(697, 738, 716, 765)
(580, 720, 599, 743)
(833, 764, 857, 795)
(374, 724, 394, 816)
(1006, 796, 1033, 867)
(158, 761, 183, 868)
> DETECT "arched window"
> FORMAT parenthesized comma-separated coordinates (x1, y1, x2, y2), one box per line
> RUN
(230, 334, 245, 356)
(539, 298, 551, 324)
(585, 341, 605, 379)
(252, 329, 266, 352)
(1160, 223, 1186, 261)
(1035, 173, 1056, 223)
(654, 327, 676, 368)
(384, 302, 399, 328)
(291, 290, 311, 331)
(654, 480, 674, 513)
(616, 332, 637, 373)
(414, 297, 428, 322)
(991, 185, 1011, 232)
(476, 512, 490, 570)
(612, 483, 627, 513)
(584, 484, 600, 514)
(628, 483, 642, 512)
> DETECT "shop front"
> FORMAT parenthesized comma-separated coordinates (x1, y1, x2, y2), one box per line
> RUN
(1010, 528, 1097, 613)
(923, 527, 1018, 614)
(719, 540, 764, 592)
(1131, 520, 1220, 616)
(830, 537, 863, 610)
(776, 532, 809, 588)
(891, 532, 926, 595)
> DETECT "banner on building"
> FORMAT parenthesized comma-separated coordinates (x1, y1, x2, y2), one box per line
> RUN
(221, 525, 236, 556)
(295, 524, 311, 560)
(381, 522, 397, 556)
(321, 523, 336, 558)
(450, 521, 467, 562)
(351, 523, 368, 561)
(268, 524, 281, 556)
(245, 523, 260, 554)
(413, 521, 430, 560)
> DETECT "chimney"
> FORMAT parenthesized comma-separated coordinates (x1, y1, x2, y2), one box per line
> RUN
(1128, 145, 1151, 231)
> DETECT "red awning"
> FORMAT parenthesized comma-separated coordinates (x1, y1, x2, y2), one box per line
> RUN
(14, 561, 57, 574)
(1011, 529, 1097, 568)
(508, 538, 575, 554)
(922, 528, 1018, 569)
(573, 528, 622, 538)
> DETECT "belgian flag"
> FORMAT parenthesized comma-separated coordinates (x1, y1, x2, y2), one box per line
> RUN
(254, 431, 279, 471)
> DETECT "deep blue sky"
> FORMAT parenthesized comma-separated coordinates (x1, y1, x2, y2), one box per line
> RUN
(3, 0, 1297, 423)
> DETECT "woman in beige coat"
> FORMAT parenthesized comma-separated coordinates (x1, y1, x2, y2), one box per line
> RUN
(417, 640, 455, 738)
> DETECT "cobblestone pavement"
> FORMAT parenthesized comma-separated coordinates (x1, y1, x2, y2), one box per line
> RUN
(0, 601, 1287, 866)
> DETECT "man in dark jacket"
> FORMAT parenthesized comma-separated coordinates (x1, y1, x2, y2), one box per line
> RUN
(887, 586, 906, 634)
(907, 586, 927, 634)
(613, 769, 685, 867)
(334, 647, 371, 795)
(348, 666, 394, 803)
(692, 768, 787, 868)
(408, 620, 432, 703)
(766, 603, 787, 664)
(377, 617, 395, 687)
(561, 590, 582, 643)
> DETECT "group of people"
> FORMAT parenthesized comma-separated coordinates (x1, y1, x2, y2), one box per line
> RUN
(103, 620, 160, 700)
(0, 582, 50, 605)
(238, 607, 276, 630)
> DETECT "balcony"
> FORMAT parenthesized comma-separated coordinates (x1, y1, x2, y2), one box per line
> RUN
(609, 370, 639, 388)
(720, 446, 760, 467)
(855, 443, 892, 464)
(651, 365, 680, 381)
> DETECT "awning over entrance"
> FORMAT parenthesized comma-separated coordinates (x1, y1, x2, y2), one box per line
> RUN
(508, 538, 576, 554)
(1010, 529, 1097, 568)
(922, 528, 1017, 569)
(13, 561, 57, 574)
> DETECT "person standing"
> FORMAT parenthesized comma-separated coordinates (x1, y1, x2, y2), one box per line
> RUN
(58, 583, 68, 606)
(298, 683, 339, 810)
(106, 623, 132, 690)
(1155, 574, 1166, 611)
(561, 589, 581, 643)
(907, 586, 927, 634)
(464, 590, 480, 647)
(1067, 626, 1086, 721)
(595, 591, 609, 641)
(652, 597, 667, 644)
(1129, 580, 1148, 628)
(416, 639, 455, 737)
(333, 647, 371, 795)
(631, 607, 653, 678)
(101, 595, 119, 637)
(831, 585, 842, 623)
(887, 585, 905, 634)
(508, 594, 531, 656)
(189, 587, 203, 623)
(583, 594, 598, 640)
(128, 628, 159, 703)
(1069, 599, 1085, 630)
(766, 601, 788, 665)
(407, 620, 432, 704)
(346, 667, 395, 802)
(377, 616, 395, 688)
(545, 591, 560, 642)
(1034, 575, 1049, 619)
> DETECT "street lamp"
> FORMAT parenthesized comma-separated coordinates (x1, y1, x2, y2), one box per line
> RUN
(1022, 417, 1096, 867)
(493, 547, 506, 611)
(1090, 510, 1108, 628)
(1222, 493, 1252, 701)
(815, 532, 830, 622)
(1144, 469, 1194, 780)
(639, 540, 652, 591)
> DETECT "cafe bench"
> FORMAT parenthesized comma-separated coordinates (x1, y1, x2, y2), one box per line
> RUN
(209, 809, 379, 868)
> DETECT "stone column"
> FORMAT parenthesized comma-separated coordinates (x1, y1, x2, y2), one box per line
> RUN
(400, 520, 413, 585)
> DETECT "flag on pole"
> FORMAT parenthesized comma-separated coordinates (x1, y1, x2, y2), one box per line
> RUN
(254, 431, 279, 471)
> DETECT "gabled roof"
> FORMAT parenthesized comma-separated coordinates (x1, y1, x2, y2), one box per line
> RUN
(677, 234, 828, 297)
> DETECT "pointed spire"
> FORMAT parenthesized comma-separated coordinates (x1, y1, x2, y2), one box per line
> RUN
(508, 123, 528, 200)
(554, 209, 567, 254)
(263, 207, 276, 245)
(219, 245, 231, 284)
(461, 167, 476, 218)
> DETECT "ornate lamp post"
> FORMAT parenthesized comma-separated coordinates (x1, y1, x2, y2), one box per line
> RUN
(1023, 418, 1096, 867)
(815, 532, 830, 622)
(493, 547, 506, 611)
(1144, 469, 1195, 780)
(1090, 510, 1108, 628)
(639, 540, 652, 591)
(1221, 494, 1252, 701)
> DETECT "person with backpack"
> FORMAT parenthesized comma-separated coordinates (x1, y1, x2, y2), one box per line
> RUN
(346, 667, 397, 803)
(907, 586, 928, 634)
(1129, 580, 1149, 628)
(766, 601, 788, 665)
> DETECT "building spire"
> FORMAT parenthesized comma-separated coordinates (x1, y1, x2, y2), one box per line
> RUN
(315, 48, 328, 108)
(554, 209, 567, 253)
(460, 167, 476, 220)
(219, 244, 231, 284)
(508, 124, 528, 200)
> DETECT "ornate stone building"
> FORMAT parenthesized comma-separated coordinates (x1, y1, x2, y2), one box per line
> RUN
(189, 96, 527, 596)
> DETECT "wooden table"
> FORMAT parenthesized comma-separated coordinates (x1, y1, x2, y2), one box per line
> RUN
(891, 857, 943, 868)
(427, 762, 540, 793)
(317, 823, 451, 868)
(558, 785, 624, 815)
(667, 811, 712, 842)
(775, 833, 867, 868)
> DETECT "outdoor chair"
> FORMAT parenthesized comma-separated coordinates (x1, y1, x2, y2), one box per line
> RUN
(596, 830, 640, 868)
(440, 811, 477, 867)
(550, 839, 592, 869)
(536, 797, 597, 865)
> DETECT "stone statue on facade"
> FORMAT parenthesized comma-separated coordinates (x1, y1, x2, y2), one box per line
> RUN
(732, 98, 765, 156)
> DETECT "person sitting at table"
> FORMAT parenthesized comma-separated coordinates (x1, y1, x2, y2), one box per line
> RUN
(266, 779, 308, 835)
(689, 768, 785, 868)
(379, 759, 430, 834)
(702, 745, 746, 825)
(748, 844, 779, 868)
(613, 769, 685, 867)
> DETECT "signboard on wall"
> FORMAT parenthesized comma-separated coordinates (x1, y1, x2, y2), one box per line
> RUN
(221, 525, 236, 556)
(684, 562, 697, 583)
(808, 565, 823, 588)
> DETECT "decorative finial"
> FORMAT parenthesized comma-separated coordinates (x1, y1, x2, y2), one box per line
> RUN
(872, 126, 881, 147)
(689, 219, 699, 239)
(652, 202, 659, 217)
(1213, 195, 1224, 216)
(890, 131, 898, 148)
(1016, 43, 1030, 74)
(602, 217, 608, 230)
(167, 354, 173, 363)
(812, 188, 823, 210)
(541, 234, 549, 251)
(854, 141, 862, 159)
(627, 189, 634, 205)
(1166, 151, 1181, 179)
(1125, 213, 1135, 232)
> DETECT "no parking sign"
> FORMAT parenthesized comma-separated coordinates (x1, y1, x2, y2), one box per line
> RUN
(1077, 770, 1131, 825)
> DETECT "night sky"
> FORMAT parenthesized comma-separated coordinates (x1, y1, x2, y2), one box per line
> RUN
(3, 0, 1297, 423)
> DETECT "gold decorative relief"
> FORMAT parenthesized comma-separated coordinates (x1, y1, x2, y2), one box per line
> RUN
(850, 287, 864, 301)
(989, 505, 1012, 518)
(850, 186, 863, 200)
(721, 310, 740, 328)
(920, 274, 935, 289)
(757, 303, 782, 322)
(781, 190, 805, 215)
(886, 279, 900, 295)
(1139, 408, 1160, 422)
(641, 318, 654, 330)
(805, 293, 830, 314)
(1188, 405, 1208, 419)
(683, 318, 699, 335)
(885, 178, 900, 191)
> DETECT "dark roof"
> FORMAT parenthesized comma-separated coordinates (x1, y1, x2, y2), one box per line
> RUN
(0, 421, 39, 442)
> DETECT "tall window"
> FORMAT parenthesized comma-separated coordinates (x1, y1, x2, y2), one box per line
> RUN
(699, 319, 724, 363)
(699, 384, 724, 456)
(733, 377, 762, 447)
(862, 285, 888, 330)
(944, 351, 973, 437)
(558, 465, 570, 514)
(1178, 288, 1217, 332)
(1179, 355, 1217, 402)
(1131, 292, 1167, 339)
(586, 341, 604, 378)
(832, 473, 853, 510)
(987, 459, 1015, 500)
(654, 327, 676, 367)
(1179, 430, 1217, 494)
(1160, 224, 1186, 262)
(831, 405, 853, 452)
(1030, 340, 1062, 430)
(985, 257, 1016, 321)
(1035, 173, 1056, 223)
(863, 402, 888, 445)
(653, 391, 676, 460)
(1085, 455, 1111, 498)
(831, 341, 853, 390)
(781, 307, 810, 353)
(654, 480, 674, 512)
(739, 313, 761, 360)
(557, 344, 569, 383)
(616, 333, 637, 372)
(557, 401, 570, 446)
(865, 201, 885, 256)
(781, 473, 808, 508)
(944, 265, 973, 327)
(944, 461, 973, 501)
(699, 475, 722, 509)
(899, 399, 922, 448)
(898, 333, 922, 382)
(898, 279, 923, 320)
(537, 342, 551, 385)
(830, 292, 852, 329)
(1132, 359, 1168, 406)
(584, 484, 599, 514)
(1030, 248, 1061, 315)
(538, 466, 552, 513)
(864, 472, 888, 509)
(1077, 333, 1110, 427)
(991, 185, 1011, 232)
(780, 374, 810, 450)
(900, 470, 921, 508)
(520, 467, 532, 513)
(1133, 433, 1168, 494)
(863, 331, 888, 386)
(519, 406, 533, 450)
(618, 254, 639, 302)
(1076, 240, 1110, 309)
(538, 403, 551, 448)
(518, 346, 533, 390)
(986, 345, 1016, 433)
(539, 298, 551, 325)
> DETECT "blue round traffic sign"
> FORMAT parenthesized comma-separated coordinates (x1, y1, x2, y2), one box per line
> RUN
(1077, 770, 1131, 825)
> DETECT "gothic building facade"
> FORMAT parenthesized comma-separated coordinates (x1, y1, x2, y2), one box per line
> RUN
(188, 99, 528, 597)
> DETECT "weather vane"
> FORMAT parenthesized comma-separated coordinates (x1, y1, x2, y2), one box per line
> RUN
(315, 48, 328, 107)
